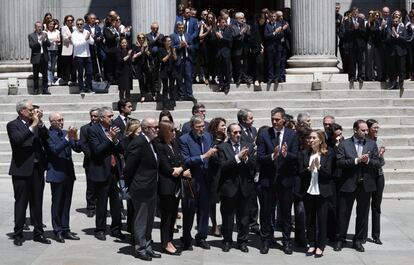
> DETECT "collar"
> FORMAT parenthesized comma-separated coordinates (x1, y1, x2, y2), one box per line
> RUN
(353, 136, 365, 144)
(274, 127, 285, 134)
(143, 133, 152, 143)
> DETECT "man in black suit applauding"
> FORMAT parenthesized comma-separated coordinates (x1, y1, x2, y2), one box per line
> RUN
(124, 117, 161, 261)
(7, 99, 51, 246)
(213, 16, 233, 94)
(87, 107, 124, 241)
(335, 120, 382, 252)
(218, 124, 256, 253)
(112, 99, 133, 136)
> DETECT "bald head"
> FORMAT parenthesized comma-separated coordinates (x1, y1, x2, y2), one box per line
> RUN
(49, 112, 64, 130)
(141, 117, 158, 140)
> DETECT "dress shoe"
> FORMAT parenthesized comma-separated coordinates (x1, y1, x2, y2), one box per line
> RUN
(373, 238, 383, 245)
(238, 243, 249, 253)
(260, 241, 269, 254)
(282, 243, 293, 255)
(180, 237, 193, 251)
(195, 239, 210, 249)
(334, 241, 343, 251)
(23, 223, 30, 231)
(13, 237, 23, 246)
(42, 90, 51, 95)
(55, 233, 65, 243)
(224, 88, 230, 95)
(33, 235, 51, 244)
(222, 242, 231, 252)
(135, 252, 152, 261)
(211, 226, 221, 237)
(162, 248, 181, 256)
(86, 209, 95, 218)
(33, 89, 39, 95)
(387, 84, 398, 90)
(63, 231, 80, 240)
(353, 241, 365, 252)
(110, 230, 126, 240)
(147, 250, 161, 258)
(95, 231, 106, 241)
(250, 225, 260, 235)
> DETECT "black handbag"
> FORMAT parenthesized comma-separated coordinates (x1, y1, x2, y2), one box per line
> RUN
(91, 44, 110, 93)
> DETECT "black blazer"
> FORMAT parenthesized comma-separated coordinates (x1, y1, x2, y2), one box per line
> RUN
(158, 47, 177, 79)
(116, 48, 133, 78)
(217, 141, 256, 198)
(80, 122, 94, 169)
(124, 134, 159, 199)
(155, 139, 186, 196)
(336, 137, 382, 193)
(298, 149, 334, 198)
(212, 26, 233, 59)
(28, 32, 50, 64)
(103, 26, 119, 53)
(239, 124, 257, 144)
(7, 117, 49, 176)
(112, 115, 129, 136)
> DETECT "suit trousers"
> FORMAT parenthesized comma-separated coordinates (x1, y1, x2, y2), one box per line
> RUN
(132, 195, 156, 254)
(294, 198, 306, 245)
(61, 55, 76, 83)
(278, 48, 287, 81)
(177, 58, 193, 98)
(32, 56, 48, 91)
(231, 55, 242, 83)
(348, 45, 365, 81)
(304, 194, 329, 250)
(389, 54, 406, 85)
(85, 169, 96, 210)
(248, 185, 260, 229)
(50, 177, 74, 234)
(161, 75, 176, 109)
(220, 190, 251, 244)
(276, 184, 294, 244)
(337, 182, 371, 243)
(250, 52, 264, 82)
(74, 56, 93, 92)
(258, 185, 277, 242)
(266, 49, 281, 82)
(93, 174, 122, 233)
(217, 57, 231, 91)
(104, 52, 117, 83)
(371, 174, 384, 240)
(159, 194, 180, 246)
(12, 163, 45, 238)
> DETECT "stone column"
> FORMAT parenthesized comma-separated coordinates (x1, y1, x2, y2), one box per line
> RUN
(131, 0, 176, 39)
(287, 0, 338, 74)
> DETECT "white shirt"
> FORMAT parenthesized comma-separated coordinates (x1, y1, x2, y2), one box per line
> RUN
(307, 152, 321, 195)
(144, 134, 157, 161)
(46, 30, 60, 50)
(72, 29, 94, 57)
(179, 34, 188, 57)
(271, 127, 284, 161)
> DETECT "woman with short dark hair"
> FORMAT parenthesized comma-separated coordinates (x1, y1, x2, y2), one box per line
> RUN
(116, 37, 133, 100)
(158, 36, 177, 110)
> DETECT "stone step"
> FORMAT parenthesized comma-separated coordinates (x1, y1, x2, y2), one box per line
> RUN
(383, 169, 414, 181)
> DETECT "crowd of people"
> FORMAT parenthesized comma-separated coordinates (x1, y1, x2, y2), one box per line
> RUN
(8, 98, 385, 260)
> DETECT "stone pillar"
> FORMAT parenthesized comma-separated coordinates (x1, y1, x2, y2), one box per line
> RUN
(287, 0, 338, 74)
(131, 0, 176, 39)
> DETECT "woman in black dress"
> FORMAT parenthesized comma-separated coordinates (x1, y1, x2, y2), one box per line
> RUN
(116, 37, 133, 100)
(156, 121, 191, 255)
(132, 33, 152, 102)
(158, 36, 177, 110)
(103, 16, 119, 84)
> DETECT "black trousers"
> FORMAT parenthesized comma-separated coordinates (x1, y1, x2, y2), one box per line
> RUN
(159, 194, 180, 246)
(32, 57, 48, 92)
(85, 169, 96, 210)
(220, 191, 251, 244)
(276, 185, 293, 244)
(348, 46, 365, 81)
(104, 52, 117, 83)
(304, 194, 329, 250)
(50, 178, 74, 234)
(258, 186, 276, 242)
(217, 56, 231, 91)
(337, 183, 371, 243)
(12, 163, 45, 238)
(248, 185, 259, 229)
(371, 174, 384, 240)
(61, 55, 76, 83)
(161, 75, 176, 109)
(389, 53, 406, 85)
(93, 174, 121, 233)
(250, 52, 264, 82)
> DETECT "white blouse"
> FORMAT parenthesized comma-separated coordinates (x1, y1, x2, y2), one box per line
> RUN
(307, 153, 321, 195)
(46, 30, 60, 51)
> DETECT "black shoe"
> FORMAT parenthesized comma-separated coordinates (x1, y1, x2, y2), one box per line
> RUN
(13, 237, 23, 246)
(334, 241, 343, 251)
(224, 88, 230, 95)
(121, 211, 126, 220)
(162, 248, 181, 256)
(23, 223, 30, 231)
(373, 238, 383, 245)
(195, 239, 211, 249)
(55, 233, 65, 243)
(147, 250, 161, 258)
(357, 77, 364, 83)
(306, 248, 315, 256)
(353, 241, 365, 252)
(387, 84, 398, 90)
(250, 225, 260, 234)
(86, 209, 95, 218)
(63, 231, 80, 240)
(238, 243, 249, 253)
(135, 252, 152, 261)
(260, 241, 269, 254)
(110, 230, 126, 240)
(315, 252, 324, 258)
(282, 243, 293, 255)
(42, 90, 51, 95)
(33, 235, 51, 244)
(95, 231, 106, 241)
(33, 89, 39, 95)
(177, 97, 185, 101)
(222, 242, 231, 252)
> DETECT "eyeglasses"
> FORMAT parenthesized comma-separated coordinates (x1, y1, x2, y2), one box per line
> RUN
(77, 23, 84, 26)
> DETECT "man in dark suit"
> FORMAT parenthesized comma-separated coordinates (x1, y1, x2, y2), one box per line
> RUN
(335, 3, 343, 57)
(213, 16, 233, 94)
(256, 107, 299, 255)
(28, 21, 51, 95)
(45, 112, 82, 243)
(264, 12, 284, 89)
(146, 22, 164, 97)
(335, 120, 382, 252)
(181, 103, 209, 135)
(113, 99, 133, 136)
(231, 12, 252, 87)
(124, 117, 161, 261)
(84, 13, 104, 80)
(172, 21, 196, 102)
(218, 124, 256, 253)
(80, 107, 100, 217)
(179, 115, 218, 250)
(7, 99, 50, 246)
(175, 8, 199, 43)
(87, 106, 124, 241)
(237, 109, 259, 233)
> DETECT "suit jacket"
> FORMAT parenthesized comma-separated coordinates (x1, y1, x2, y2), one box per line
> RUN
(171, 32, 195, 64)
(28, 32, 50, 64)
(45, 127, 82, 183)
(61, 25, 74, 56)
(175, 16, 199, 42)
(80, 122, 94, 169)
(103, 26, 119, 53)
(84, 24, 104, 56)
(7, 117, 49, 176)
(386, 23, 408, 56)
(336, 137, 382, 193)
(158, 47, 178, 79)
(264, 21, 284, 52)
(112, 115, 129, 136)
(298, 149, 334, 198)
(156, 139, 186, 195)
(217, 141, 256, 198)
(124, 133, 158, 199)
(342, 17, 366, 50)
(146, 32, 164, 55)
(256, 127, 299, 188)
(87, 123, 124, 182)
(239, 124, 257, 144)
(212, 27, 233, 59)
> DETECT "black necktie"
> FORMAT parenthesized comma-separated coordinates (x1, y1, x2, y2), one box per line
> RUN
(234, 143, 240, 154)
(276, 131, 281, 147)
(246, 128, 253, 139)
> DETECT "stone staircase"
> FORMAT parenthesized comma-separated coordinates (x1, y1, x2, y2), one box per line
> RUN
(0, 76, 413, 198)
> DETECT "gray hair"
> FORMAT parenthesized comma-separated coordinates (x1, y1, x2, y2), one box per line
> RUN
(190, 115, 204, 127)
(141, 117, 157, 130)
(98, 106, 113, 118)
(235, 12, 245, 19)
(297, 112, 310, 123)
(89, 107, 100, 115)
(237, 108, 252, 124)
(16, 99, 31, 113)
(176, 21, 184, 27)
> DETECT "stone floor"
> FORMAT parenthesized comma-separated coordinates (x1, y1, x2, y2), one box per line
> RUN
(1, 178, 414, 265)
